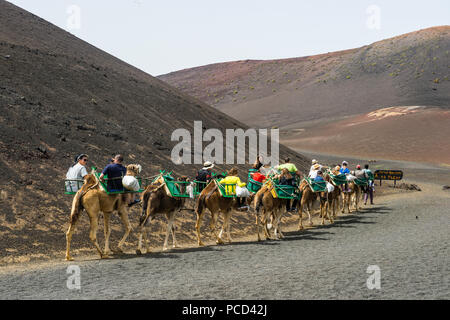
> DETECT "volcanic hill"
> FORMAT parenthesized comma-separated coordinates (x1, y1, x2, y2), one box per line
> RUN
(159, 26, 450, 165)
(0, 0, 309, 262)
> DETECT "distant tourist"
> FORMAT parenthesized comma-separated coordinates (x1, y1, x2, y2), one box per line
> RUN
(363, 164, 375, 205)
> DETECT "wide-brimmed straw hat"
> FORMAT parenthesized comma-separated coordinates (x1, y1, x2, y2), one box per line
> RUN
(312, 159, 318, 164)
(202, 161, 214, 170)
(313, 163, 320, 170)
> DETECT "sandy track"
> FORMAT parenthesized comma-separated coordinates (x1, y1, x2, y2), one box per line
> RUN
(0, 183, 448, 299)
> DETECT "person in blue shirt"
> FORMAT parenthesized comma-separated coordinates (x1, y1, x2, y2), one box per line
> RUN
(340, 161, 350, 174)
(340, 161, 350, 192)
(99, 154, 127, 192)
(314, 170, 325, 182)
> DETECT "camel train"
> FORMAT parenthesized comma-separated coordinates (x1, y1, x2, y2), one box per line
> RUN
(64, 158, 372, 260)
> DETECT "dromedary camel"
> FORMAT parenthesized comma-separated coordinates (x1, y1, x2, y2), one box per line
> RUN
(253, 184, 286, 241)
(297, 179, 327, 229)
(65, 173, 132, 261)
(323, 172, 342, 220)
(136, 175, 189, 254)
(342, 181, 361, 213)
(195, 179, 235, 246)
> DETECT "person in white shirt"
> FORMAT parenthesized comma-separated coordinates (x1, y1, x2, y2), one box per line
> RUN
(65, 154, 89, 192)
(309, 163, 321, 179)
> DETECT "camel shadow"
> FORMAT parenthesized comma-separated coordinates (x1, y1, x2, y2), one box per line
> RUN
(282, 229, 332, 241)
(359, 205, 392, 214)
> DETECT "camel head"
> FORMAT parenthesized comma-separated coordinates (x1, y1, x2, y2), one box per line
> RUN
(176, 176, 190, 194)
(84, 173, 97, 186)
(126, 164, 142, 176)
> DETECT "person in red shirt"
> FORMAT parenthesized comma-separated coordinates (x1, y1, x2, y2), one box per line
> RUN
(251, 170, 266, 183)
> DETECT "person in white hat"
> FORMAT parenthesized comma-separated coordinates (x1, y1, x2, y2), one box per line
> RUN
(308, 159, 322, 178)
(195, 161, 215, 192)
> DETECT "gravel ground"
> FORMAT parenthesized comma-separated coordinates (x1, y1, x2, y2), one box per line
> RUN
(0, 185, 448, 299)
(0, 155, 448, 300)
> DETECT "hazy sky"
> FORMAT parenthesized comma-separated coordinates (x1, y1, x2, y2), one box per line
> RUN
(7, 0, 450, 76)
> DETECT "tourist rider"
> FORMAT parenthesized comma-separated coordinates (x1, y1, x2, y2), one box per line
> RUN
(276, 157, 302, 212)
(314, 170, 325, 182)
(276, 168, 296, 212)
(65, 153, 89, 192)
(309, 159, 319, 177)
(195, 161, 214, 192)
(340, 161, 351, 192)
(220, 167, 248, 209)
(251, 167, 266, 184)
(99, 154, 127, 192)
(354, 164, 369, 181)
(309, 163, 321, 179)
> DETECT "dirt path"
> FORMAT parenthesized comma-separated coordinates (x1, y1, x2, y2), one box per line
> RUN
(0, 183, 448, 299)
(1, 155, 449, 299)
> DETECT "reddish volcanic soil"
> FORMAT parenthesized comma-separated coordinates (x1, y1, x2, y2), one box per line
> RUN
(280, 107, 450, 166)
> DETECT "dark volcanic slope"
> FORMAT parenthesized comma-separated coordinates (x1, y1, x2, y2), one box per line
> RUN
(160, 26, 450, 127)
(0, 1, 308, 258)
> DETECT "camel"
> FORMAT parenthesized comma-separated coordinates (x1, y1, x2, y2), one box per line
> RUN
(323, 172, 342, 220)
(136, 175, 189, 254)
(253, 184, 286, 241)
(297, 179, 327, 229)
(65, 173, 133, 261)
(195, 179, 235, 246)
(123, 164, 142, 203)
(342, 181, 361, 213)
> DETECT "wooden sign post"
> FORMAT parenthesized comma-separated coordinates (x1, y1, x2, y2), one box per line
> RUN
(374, 170, 403, 187)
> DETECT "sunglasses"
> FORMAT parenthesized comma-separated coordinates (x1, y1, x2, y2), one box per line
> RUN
(81, 158, 88, 162)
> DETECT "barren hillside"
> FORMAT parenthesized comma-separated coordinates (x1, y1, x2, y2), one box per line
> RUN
(0, 0, 309, 261)
(160, 26, 450, 128)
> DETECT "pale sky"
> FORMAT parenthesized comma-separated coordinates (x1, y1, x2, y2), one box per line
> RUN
(7, 0, 450, 76)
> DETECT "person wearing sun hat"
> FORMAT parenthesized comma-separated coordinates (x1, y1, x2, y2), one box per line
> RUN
(308, 163, 322, 179)
(195, 161, 215, 192)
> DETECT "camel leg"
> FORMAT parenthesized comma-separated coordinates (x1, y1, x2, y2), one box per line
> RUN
(163, 212, 175, 251)
(321, 202, 326, 225)
(136, 214, 150, 255)
(216, 211, 225, 245)
(298, 203, 304, 230)
(224, 211, 233, 243)
(327, 200, 334, 223)
(277, 213, 284, 239)
(256, 212, 262, 242)
(263, 210, 271, 240)
(117, 206, 132, 253)
(211, 212, 223, 244)
(65, 216, 78, 261)
(137, 227, 144, 255)
(195, 211, 205, 246)
(273, 209, 284, 239)
(88, 214, 103, 258)
(332, 198, 337, 218)
(103, 212, 112, 257)
(306, 201, 313, 226)
(171, 223, 179, 248)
